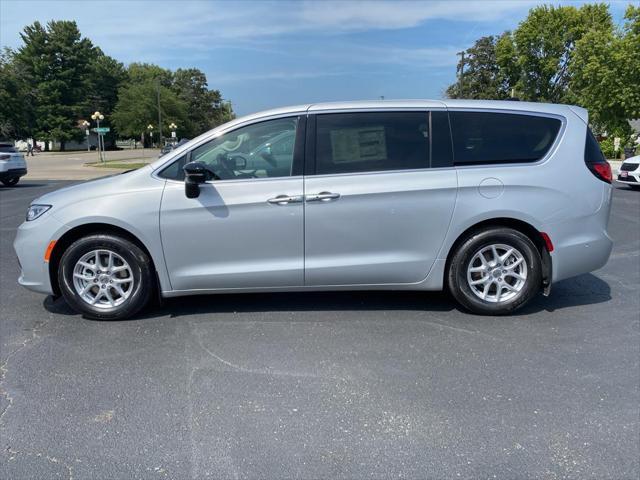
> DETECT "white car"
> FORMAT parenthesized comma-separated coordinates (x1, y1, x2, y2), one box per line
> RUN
(0, 143, 27, 186)
(616, 154, 640, 189)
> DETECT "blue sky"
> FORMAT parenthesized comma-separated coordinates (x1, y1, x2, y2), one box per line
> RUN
(0, 0, 633, 115)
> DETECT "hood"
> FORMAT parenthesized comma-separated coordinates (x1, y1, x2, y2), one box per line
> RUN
(622, 155, 639, 163)
(32, 166, 160, 208)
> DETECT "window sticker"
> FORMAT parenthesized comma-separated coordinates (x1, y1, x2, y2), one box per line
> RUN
(330, 126, 387, 163)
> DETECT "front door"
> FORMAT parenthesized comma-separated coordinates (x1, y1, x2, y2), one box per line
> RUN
(304, 111, 457, 286)
(159, 116, 306, 291)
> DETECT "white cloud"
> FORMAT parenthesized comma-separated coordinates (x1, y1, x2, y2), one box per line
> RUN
(297, 0, 537, 31)
(1, 0, 538, 51)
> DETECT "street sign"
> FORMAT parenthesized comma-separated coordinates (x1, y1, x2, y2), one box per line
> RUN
(93, 127, 110, 133)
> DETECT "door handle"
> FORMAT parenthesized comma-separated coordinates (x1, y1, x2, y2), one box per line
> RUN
(267, 194, 303, 205)
(306, 191, 341, 202)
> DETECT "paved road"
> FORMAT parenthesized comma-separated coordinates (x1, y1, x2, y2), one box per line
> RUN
(1, 181, 638, 479)
(21, 149, 160, 180)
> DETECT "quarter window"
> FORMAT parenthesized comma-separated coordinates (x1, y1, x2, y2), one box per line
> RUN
(315, 112, 431, 175)
(449, 111, 561, 165)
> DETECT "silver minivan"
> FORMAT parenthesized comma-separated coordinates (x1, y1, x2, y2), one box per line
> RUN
(14, 100, 613, 319)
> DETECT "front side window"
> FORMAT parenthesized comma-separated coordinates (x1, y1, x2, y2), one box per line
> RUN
(449, 111, 561, 166)
(315, 112, 430, 175)
(159, 117, 298, 180)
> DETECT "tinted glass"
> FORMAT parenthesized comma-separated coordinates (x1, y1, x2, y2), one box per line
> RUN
(449, 112, 561, 165)
(159, 117, 298, 181)
(315, 112, 429, 174)
(584, 128, 606, 164)
(0, 144, 16, 152)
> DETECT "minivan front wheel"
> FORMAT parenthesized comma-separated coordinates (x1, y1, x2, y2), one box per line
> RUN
(448, 228, 542, 315)
(58, 234, 153, 320)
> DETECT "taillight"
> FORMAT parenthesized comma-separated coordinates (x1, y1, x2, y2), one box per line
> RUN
(540, 232, 554, 252)
(588, 162, 612, 183)
(584, 128, 611, 183)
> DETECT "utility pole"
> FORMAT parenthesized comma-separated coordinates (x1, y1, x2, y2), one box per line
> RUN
(456, 50, 466, 98)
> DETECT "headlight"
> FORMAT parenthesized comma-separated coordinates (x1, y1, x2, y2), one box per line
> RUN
(26, 204, 51, 221)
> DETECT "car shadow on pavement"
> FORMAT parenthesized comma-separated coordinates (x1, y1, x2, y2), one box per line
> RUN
(43, 273, 611, 321)
(519, 273, 611, 314)
(0, 183, 49, 190)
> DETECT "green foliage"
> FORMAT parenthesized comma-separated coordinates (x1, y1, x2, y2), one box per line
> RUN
(569, 5, 640, 135)
(113, 64, 235, 140)
(0, 21, 234, 147)
(502, 4, 612, 103)
(447, 3, 639, 139)
(0, 49, 31, 139)
(446, 36, 510, 100)
(14, 21, 99, 148)
(111, 79, 187, 139)
(172, 68, 235, 137)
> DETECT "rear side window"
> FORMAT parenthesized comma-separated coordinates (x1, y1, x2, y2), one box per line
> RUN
(315, 112, 430, 174)
(584, 128, 606, 164)
(449, 112, 561, 166)
(0, 144, 16, 153)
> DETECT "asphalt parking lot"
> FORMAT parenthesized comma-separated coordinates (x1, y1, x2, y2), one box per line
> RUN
(1, 180, 638, 479)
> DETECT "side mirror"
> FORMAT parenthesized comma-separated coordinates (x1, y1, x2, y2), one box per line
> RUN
(183, 161, 209, 199)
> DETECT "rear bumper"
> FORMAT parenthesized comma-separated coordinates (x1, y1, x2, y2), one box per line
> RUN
(550, 230, 613, 283)
(548, 185, 613, 282)
(0, 168, 27, 180)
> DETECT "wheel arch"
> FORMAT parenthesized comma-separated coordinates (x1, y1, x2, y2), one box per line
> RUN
(49, 223, 159, 297)
(443, 217, 552, 291)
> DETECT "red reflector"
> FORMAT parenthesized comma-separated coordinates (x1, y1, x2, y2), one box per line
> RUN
(540, 232, 554, 252)
(592, 162, 612, 183)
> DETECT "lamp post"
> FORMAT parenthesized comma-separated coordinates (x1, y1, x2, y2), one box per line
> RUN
(169, 122, 177, 144)
(147, 124, 154, 148)
(91, 111, 105, 162)
(81, 120, 90, 152)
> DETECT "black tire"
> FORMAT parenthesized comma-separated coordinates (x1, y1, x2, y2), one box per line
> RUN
(447, 227, 542, 315)
(1, 177, 19, 187)
(58, 234, 154, 320)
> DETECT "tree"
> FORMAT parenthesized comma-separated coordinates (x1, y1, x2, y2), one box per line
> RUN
(446, 36, 509, 99)
(112, 63, 187, 142)
(498, 4, 613, 103)
(447, 4, 615, 103)
(3, 22, 233, 147)
(111, 80, 188, 142)
(112, 63, 234, 142)
(14, 21, 99, 150)
(0, 49, 31, 139)
(172, 68, 234, 137)
(83, 53, 128, 147)
(570, 5, 640, 136)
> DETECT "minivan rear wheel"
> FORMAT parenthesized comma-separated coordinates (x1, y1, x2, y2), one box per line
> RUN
(58, 234, 153, 320)
(447, 227, 542, 315)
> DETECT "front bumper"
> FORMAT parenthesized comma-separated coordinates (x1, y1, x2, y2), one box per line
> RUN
(13, 213, 69, 295)
(616, 172, 639, 185)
